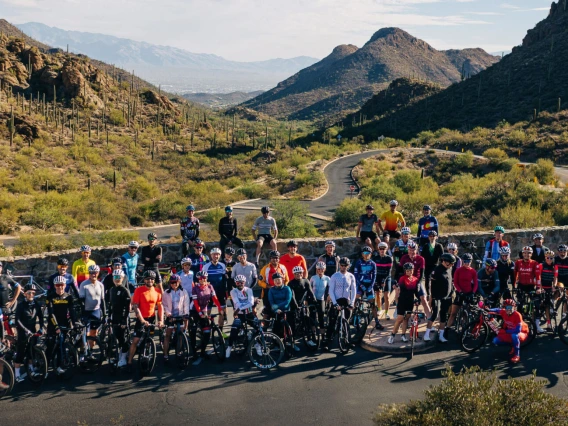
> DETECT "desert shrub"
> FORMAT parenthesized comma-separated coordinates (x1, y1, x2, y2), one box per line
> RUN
(237, 183, 270, 199)
(202, 207, 224, 225)
(294, 171, 325, 188)
(494, 203, 554, 229)
(453, 151, 474, 169)
(125, 176, 159, 201)
(483, 147, 508, 162)
(272, 200, 317, 238)
(531, 158, 556, 185)
(334, 198, 367, 227)
(108, 108, 126, 126)
(391, 170, 423, 193)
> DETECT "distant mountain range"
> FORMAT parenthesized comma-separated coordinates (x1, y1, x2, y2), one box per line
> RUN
(16, 22, 319, 94)
(241, 28, 499, 123)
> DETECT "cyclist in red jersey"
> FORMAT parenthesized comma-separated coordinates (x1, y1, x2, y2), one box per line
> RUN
(396, 241, 424, 319)
(514, 246, 541, 292)
(487, 299, 527, 363)
(447, 253, 478, 331)
(535, 251, 557, 333)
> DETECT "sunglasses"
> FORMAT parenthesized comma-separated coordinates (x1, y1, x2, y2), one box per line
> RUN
(89, 272, 98, 274)
(378, 248, 386, 250)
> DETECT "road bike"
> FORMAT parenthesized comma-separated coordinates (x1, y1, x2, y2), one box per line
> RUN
(69, 323, 104, 373)
(350, 291, 373, 344)
(165, 316, 191, 369)
(405, 299, 426, 360)
(193, 313, 226, 362)
(297, 298, 320, 351)
(0, 341, 15, 398)
(328, 305, 351, 354)
(137, 323, 158, 376)
(245, 318, 285, 371)
(274, 311, 295, 358)
(103, 322, 131, 374)
(46, 326, 78, 380)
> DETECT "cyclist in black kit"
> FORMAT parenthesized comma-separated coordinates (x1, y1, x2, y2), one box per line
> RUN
(318, 241, 340, 278)
(141, 233, 163, 290)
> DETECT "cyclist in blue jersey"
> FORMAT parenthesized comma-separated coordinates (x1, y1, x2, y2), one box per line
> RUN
(310, 262, 330, 334)
(47, 258, 78, 299)
(393, 227, 412, 272)
(203, 248, 227, 336)
(484, 226, 509, 263)
(180, 205, 201, 258)
(354, 246, 381, 329)
(121, 241, 140, 292)
(417, 205, 439, 248)
(189, 239, 209, 282)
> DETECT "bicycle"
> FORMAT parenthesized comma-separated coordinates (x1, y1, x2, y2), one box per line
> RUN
(103, 322, 131, 374)
(452, 293, 481, 337)
(459, 240, 484, 269)
(328, 305, 351, 354)
(297, 297, 320, 351)
(0, 341, 15, 398)
(46, 326, 78, 380)
(69, 322, 104, 373)
(137, 323, 158, 376)
(405, 299, 426, 360)
(13, 331, 48, 384)
(274, 311, 295, 358)
(533, 289, 560, 337)
(165, 316, 191, 369)
(246, 318, 285, 370)
(350, 292, 373, 344)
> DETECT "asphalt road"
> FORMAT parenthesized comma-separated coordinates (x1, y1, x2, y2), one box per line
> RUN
(3, 328, 568, 426)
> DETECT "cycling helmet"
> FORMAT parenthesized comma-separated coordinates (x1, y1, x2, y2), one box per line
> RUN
(362, 246, 373, 254)
(401, 227, 411, 235)
(533, 233, 544, 240)
(494, 226, 505, 234)
(143, 270, 157, 279)
(339, 257, 351, 266)
(447, 243, 458, 250)
(522, 246, 533, 254)
(269, 250, 280, 259)
(503, 299, 516, 308)
(440, 253, 456, 264)
(210, 247, 222, 255)
(169, 274, 181, 284)
(24, 283, 37, 292)
(225, 206, 233, 212)
(88, 264, 100, 273)
(325, 240, 336, 248)
(485, 259, 498, 268)
(423, 205, 432, 211)
(57, 258, 69, 266)
(128, 241, 139, 248)
(236, 248, 247, 256)
(462, 253, 473, 262)
(112, 257, 123, 265)
(234, 275, 247, 283)
(407, 241, 417, 249)
(80, 245, 92, 253)
(403, 263, 414, 270)
(498, 246, 511, 255)
(378, 242, 389, 249)
(272, 272, 283, 280)
(287, 240, 298, 247)
(292, 266, 304, 274)
(366, 204, 374, 210)
(113, 270, 125, 278)
(546, 251, 555, 258)
(53, 276, 67, 285)
(224, 247, 235, 255)
(148, 232, 157, 240)
(186, 205, 195, 211)
(389, 200, 399, 206)
(181, 257, 192, 265)
(196, 271, 208, 280)
(428, 230, 438, 237)
(194, 239, 205, 248)
(559, 244, 568, 252)
(315, 261, 326, 270)
(261, 206, 270, 214)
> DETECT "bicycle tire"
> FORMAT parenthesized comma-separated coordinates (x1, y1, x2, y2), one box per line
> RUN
(302, 317, 320, 352)
(53, 341, 78, 380)
(138, 337, 157, 376)
(175, 331, 190, 369)
(79, 336, 104, 373)
(247, 332, 284, 370)
(0, 358, 15, 398)
(28, 346, 48, 384)
(338, 318, 350, 354)
(282, 321, 295, 358)
(349, 313, 369, 344)
(106, 334, 121, 374)
(460, 320, 489, 353)
(558, 316, 568, 345)
(211, 327, 226, 362)
(521, 318, 536, 348)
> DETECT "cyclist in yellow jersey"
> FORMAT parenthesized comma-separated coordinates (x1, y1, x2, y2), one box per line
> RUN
(379, 200, 406, 240)
(72, 245, 97, 285)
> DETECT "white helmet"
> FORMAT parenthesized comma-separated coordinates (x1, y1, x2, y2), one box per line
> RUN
(522, 246, 533, 254)
(407, 241, 417, 249)
(498, 246, 511, 255)
(401, 227, 411, 235)
(315, 262, 326, 270)
(378, 242, 389, 249)
(53, 276, 67, 285)
(389, 200, 399, 206)
(447, 243, 458, 250)
(181, 257, 192, 265)
(113, 270, 125, 278)
(88, 264, 100, 273)
(128, 241, 139, 248)
(292, 266, 304, 274)
(210, 247, 222, 255)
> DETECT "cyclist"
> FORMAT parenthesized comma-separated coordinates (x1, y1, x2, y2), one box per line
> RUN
(191, 271, 223, 366)
(477, 259, 500, 305)
(121, 241, 140, 292)
(323, 257, 356, 351)
(127, 270, 163, 371)
(446, 243, 463, 276)
(258, 251, 289, 317)
(417, 205, 439, 248)
(179, 257, 194, 294)
(47, 257, 77, 298)
(497, 246, 515, 299)
(310, 262, 330, 335)
(288, 266, 315, 349)
(72, 245, 96, 286)
(374, 242, 393, 321)
(518, 233, 548, 262)
(389, 263, 430, 344)
(108, 269, 131, 368)
(78, 264, 106, 358)
(45, 276, 77, 375)
(446, 253, 478, 331)
(225, 274, 256, 359)
(379, 200, 405, 241)
(252, 206, 278, 265)
(222, 247, 237, 292)
(392, 227, 412, 270)
(180, 205, 200, 258)
(162, 274, 190, 364)
(267, 272, 293, 342)
(536, 251, 557, 332)
(354, 246, 381, 329)
(102, 257, 124, 306)
(483, 226, 509, 263)
(487, 299, 527, 363)
(232, 248, 258, 289)
(356, 204, 381, 251)
(14, 283, 44, 382)
(141, 233, 163, 291)
(318, 241, 340, 277)
(397, 241, 425, 318)
(280, 240, 308, 279)
(420, 231, 444, 300)
(514, 246, 540, 293)
(555, 245, 568, 300)
(189, 239, 209, 283)
(424, 253, 456, 343)
(0, 261, 21, 323)
(219, 206, 244, 253)
(203, 248, 227, 335)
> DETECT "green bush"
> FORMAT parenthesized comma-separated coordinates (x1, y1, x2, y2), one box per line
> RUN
(272, 200, 317, 238)
(108, 108, 126, 126)
(202, 207, 224, 225)
(532, 158, 556, 185)
(391, 170, 423, 193)
(453, 151, 474, 169)
(495, 203, 554, 229)
(237, 183, 270, 199)
(334, 198, 366, 227)
(483, 147, 508, 161)
(125, 177, 159, 201)
(374, 367, 568, 426)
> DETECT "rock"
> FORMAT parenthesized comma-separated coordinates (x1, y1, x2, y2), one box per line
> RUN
(61, 61, 85, 98)
(140, 89, 176, 111)
(6, 39, 25, 54)
(39, 66, 59, 86)
(21, 47, 44, 73)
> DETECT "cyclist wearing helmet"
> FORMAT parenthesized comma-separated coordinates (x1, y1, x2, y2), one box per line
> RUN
(310, 262, 330, 334)
(108, 269, 131, 368)
(374, 242, 394, 322)
(219, 206, 244, 253)
(323, 257, 357, 351)
(14, 283, 45, 382)
(417, 205, 439, 248)
(399, 241, 425, 281)
(446, 243, 462, 277)
(252, 206, 278, 265)
(102, 257, 125, 306)
(280, 240, 308, 280)
(555, 245, 568, 291)
(258, 251, 289, 313)
(179, 257, 194, 294)
(232, 249, 258, 289)
(0, 262, 21, 340)
(424, 253, 455, 343)
(121, 241, 139, 291)
(514, 246, 540, 292)
(483, 226, 509, 263)
(535, 251, 557, 333)
(79, 264, 106, 354)
(288, 266, 316, 349)
(357, 205, 381, 251)
(518, 233, 549, 263)
(379, 200, 405, 240)
(267, 273, 294, 343)
(226, 275, 256, 359)
(47, 258, 77, 298)
(497, 246, 515, 299)
(203, 248, 227, 334)
(477, 259, 501, 304)
(393, 227, 412, 266)
(127, 270, 164, 371)
(141, 233, 163, 290)
(222, 247, 237, 292)
(447, 253, 478, 331)
(72, 245, 96, 286)
(318, 241, 340, 277)
(162, 274, 190, 364)
(189, 239, 209, 282)
(420, 231, 444, 299)
(354, 247, 380, 328)
(180, 204, 200, 258)
(486, 299, 528, 363)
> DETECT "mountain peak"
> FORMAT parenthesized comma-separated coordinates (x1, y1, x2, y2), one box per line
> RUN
(330, 44, 359, 58)
(367, 27, 413, 44)
(521, 0, 568, 48)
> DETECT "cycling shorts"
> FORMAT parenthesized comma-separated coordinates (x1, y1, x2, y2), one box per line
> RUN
(132, 317, 155, 338)
(383, 230, 401, 239)
(357, 284, 374, 296)
(453, 292, 474, 307)
(360, 231, 378, 244)
(519, 284, 536, 293)
(82, 310, 102, 330)
(374, 278, 391, 293)
(256, 234, 273, 244)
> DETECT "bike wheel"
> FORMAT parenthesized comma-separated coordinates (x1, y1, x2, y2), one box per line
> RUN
(455, 310, 469, 336)
(302, 318, 320, 352)
(53, 342, 78, 380)
(349, 313, 369, 344)
(211, 327, 226, 362)
(282, 322, 295, 358)
(338, 318, 350, 354)
(106, 335, 121, 374)
(247, 332, 284, 370)
(175, 332, 190, 369)
(138, 338, 157, 376)
(28, 346, 48, 384)
(99, 324, 111, 357)
(460, 320, 489, 353)
(520, 318, 536, 348)
(0, 358, 15, 398)
(79, 336, 104, 373)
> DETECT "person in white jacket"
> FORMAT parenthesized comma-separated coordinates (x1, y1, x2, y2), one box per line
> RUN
(162, 274, 190, 363)
(225, 275, 256, 359)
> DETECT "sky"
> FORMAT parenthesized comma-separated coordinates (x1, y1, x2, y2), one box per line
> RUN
(1, 0, 553, 61)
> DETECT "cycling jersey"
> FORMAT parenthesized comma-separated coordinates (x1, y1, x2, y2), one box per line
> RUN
(180, 216, 200, 241)
(393, 239, 410, 262)
(497, 259, 515, 290)
(353, 259, 377, 289)
(288, 278, 315, 307)
(421, 243, 444, 268)
(399, 254, 425, 281)
(109, 286, 131, 323)
(46, 272, 77, 297)
(358, 214, 379, 232)
(554, 256, 568, 284)
(189, 253, 209, 280)
(230, 286, 255, 312)
(268, 285, 293, 312)
(514, 259, 540, 287)
(203, 262, 227, 293)
(417, 215, 439, 240)
(483, 239, 509, 263)
(71, 258, 96, 286)
(380, 210, 404, 231)
(45, 292, 76, 329)
(374, 255, 393, 285)
(310, 275, 330, 301)
(232, 262, 257, 289)
(141, 245, 162, 269)
(318, 254, 339, 277)
(121, 252, 139, 285)
(0, 275, 19, 310)
(429, 264, 453, 300)
(79, 280, 106, 314)
(218, 216, 238, 239)
(163, 288, 190, 317)
(222, 258, 236, 287)
(329, 272, 356, 306)
(538, 263, 557, 289)
(258, 264, 289, 299)
(397, 275, 423, 297)
(179, 271, 194, 295)
(192, 284, 221, 313)
(279, 254, 307, 278)
(16, 299, 44, 334)
(477, 269, 500, 297)
(132, 285, 162, 318)
(453, 266, 478, 294)
(252, 216, 277, 235)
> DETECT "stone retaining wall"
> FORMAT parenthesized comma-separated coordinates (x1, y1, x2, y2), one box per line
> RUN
(2, 226, 568, 278)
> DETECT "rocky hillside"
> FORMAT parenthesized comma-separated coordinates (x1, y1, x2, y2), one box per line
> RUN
(341, 0, 568, 140)
(241, 28, 498, 123)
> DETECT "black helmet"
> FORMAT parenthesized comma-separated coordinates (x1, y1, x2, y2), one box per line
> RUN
(143, 270, 157, 279)
(271, 272, 283, 280)
(403, 263, 414, 270)
(269, 250, 280, 259)
(440, 253, 456, 264)
(24, 283, 37, 292)
(57, 258, 69, 266)
(261, 206, 270, 214)
(236, 248, 247, 256)
(148, 232, 158, 240)
(462, 253, 473, 262)
(428, 230, 438, 237)
(287, 240, 298, 247)
(362, 246, 373, 253)
(339, 257, 351, 266)
(112, 257, 123, 265)
(196, 271, 208, 280)
(224, 247, 235, 255)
